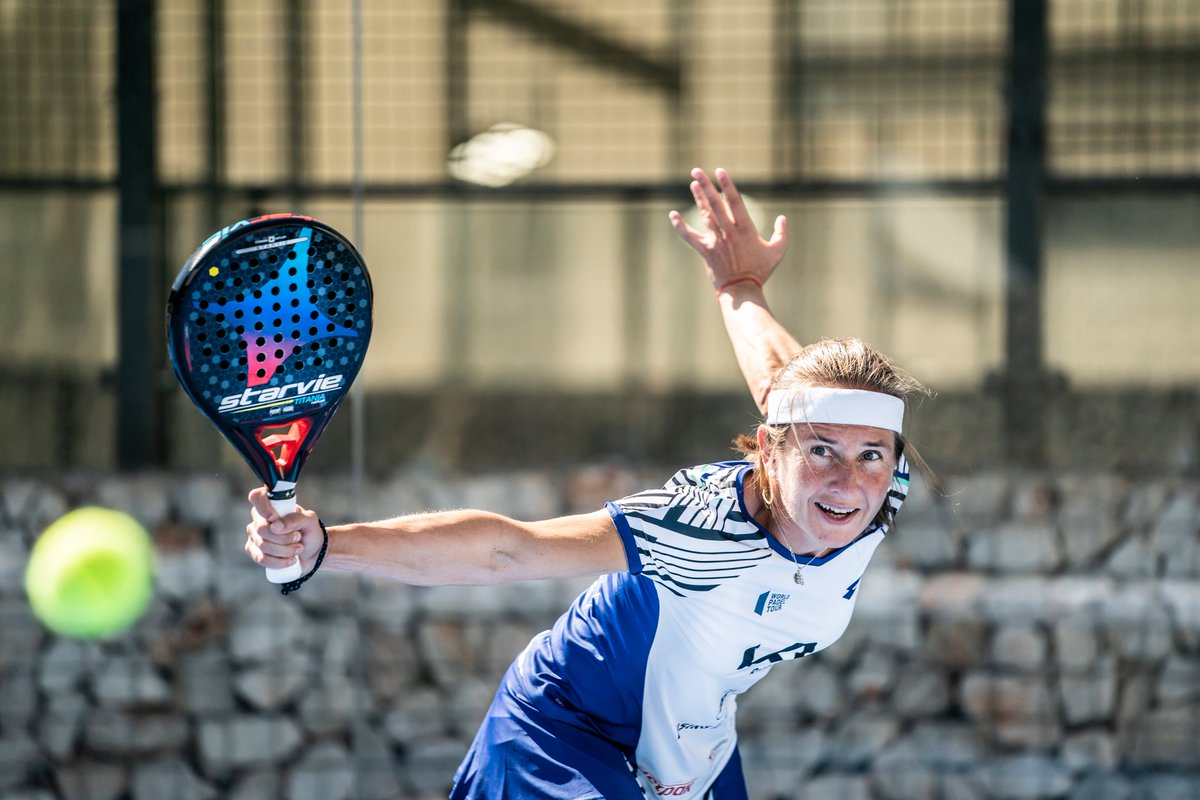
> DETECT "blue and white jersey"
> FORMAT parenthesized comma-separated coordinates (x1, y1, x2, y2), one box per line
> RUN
(508, 459, 908, 798)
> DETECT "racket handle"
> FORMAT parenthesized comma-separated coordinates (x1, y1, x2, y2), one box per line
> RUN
(265, 495, 303, 583)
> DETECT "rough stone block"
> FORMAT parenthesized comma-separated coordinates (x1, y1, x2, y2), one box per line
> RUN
(1061, 729, 1118, 773)
(1119, 707, 1200, 769)
(402, 737, 467, 796)
(1053, 616, 1103, 674)
(925, 618, 989, 669)
(90, 655, 172, 708)
(53, 761, 128, 800)
(196, 715, 303, 778)
(233, 653, 312, 711)
(131, 758, 217, 800)
(1059, 658, 1118, 726)
(1068, 773, 1131, 800)
(919, 572, 985, 619)
(83, 710, 190, 757)
(890, 668, 952, 719)
(972, 755, 1072, 800)
(990, 623, 1048, 670)
(286, 742, 355, 800)
(967, 522, 1062, 573)
(228, 597, 307, 663)
(1056, 474, 1127, 569)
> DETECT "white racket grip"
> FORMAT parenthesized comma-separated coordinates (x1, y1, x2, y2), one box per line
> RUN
(265, 494, 303, 584)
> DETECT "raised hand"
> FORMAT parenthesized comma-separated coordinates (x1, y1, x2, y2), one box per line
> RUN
(669, 167, 789, 293)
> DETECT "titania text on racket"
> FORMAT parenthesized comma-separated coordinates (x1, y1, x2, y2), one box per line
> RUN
(244, 168, 934, 799)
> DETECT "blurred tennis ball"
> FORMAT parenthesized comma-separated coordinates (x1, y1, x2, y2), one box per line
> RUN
(24, 507, 155, 639)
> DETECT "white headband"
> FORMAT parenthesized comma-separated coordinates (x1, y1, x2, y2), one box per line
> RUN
(766, 387, 905, 433)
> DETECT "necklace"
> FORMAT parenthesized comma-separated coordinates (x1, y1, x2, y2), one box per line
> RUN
(784, 544, 825, 585)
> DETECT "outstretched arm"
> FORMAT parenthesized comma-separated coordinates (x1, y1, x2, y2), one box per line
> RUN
(670, 167, 801, 413)
(244, 488, 627, 586)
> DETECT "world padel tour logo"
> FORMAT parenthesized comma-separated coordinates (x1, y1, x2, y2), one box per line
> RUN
(753, 591, 789, 615)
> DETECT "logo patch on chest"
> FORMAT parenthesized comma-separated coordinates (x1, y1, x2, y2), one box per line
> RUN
(753, 590, 790, 615)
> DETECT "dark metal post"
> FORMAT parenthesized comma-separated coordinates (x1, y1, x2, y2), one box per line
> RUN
(1001, 0, 1052, 466)
(205, 0, 226, 227)
(116, 0, 162, 468)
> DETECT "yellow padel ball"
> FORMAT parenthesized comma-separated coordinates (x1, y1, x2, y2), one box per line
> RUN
(24, 507, 155, 639)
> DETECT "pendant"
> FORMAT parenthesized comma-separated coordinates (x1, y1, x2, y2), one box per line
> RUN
(794, 570, 804, 585)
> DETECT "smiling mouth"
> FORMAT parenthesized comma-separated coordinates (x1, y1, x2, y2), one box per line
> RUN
(815, 501, 858, 521)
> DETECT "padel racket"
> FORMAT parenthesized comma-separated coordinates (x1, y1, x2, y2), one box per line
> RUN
(166, 214, 373, 583)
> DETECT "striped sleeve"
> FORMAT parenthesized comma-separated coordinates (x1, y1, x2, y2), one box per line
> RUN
(606, 464, 772, 597)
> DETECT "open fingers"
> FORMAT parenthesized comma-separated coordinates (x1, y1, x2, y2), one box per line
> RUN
(713, 168, 751, 227)
(690, 169, 732, 229)
(668, 209, 709, 253)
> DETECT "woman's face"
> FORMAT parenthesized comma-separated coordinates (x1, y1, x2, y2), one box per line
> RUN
(761, 423, 897, 555)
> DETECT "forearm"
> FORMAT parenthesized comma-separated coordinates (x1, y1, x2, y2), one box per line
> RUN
(322, 509, 622, 586)
(717, 282, 802, 413)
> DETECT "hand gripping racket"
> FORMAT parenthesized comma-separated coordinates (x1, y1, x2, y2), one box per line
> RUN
(166, 214, 373, 583)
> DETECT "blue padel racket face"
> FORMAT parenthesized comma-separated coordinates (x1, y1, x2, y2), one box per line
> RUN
(166, 214, 373, 493)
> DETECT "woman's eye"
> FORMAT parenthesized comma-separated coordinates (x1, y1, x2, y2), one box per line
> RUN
(810, 445, 828, 457)
(862, 450, 882, 462)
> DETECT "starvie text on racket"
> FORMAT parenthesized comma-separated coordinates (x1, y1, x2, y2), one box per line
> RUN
(218, 373, 346, 413)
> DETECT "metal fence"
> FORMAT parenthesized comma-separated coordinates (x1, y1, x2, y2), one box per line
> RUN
(0, 0, 1198, 471)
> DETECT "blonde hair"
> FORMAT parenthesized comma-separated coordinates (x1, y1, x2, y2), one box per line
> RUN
(736, 338, 936, 526)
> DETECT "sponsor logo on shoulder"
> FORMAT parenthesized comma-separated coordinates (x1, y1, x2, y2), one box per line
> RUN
(218, 373, 345, 413)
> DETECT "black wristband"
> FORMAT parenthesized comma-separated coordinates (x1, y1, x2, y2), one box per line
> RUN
(280, 519, 329, 596)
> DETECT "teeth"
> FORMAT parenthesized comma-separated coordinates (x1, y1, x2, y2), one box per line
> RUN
(816, 502, 855, 518)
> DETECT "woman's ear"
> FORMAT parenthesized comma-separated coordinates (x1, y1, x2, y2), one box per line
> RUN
(756, 425, 770, 462)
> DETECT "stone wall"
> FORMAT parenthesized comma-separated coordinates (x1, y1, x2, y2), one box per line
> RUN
(0, 467, 1198, 800)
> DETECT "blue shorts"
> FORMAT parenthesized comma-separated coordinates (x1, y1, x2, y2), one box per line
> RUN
(450, 665, 748, 800)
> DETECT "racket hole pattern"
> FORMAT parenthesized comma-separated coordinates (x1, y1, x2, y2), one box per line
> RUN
(313, 357, 323, 367)
(257, 369, 267, 379)
(237, 372, 247, 381)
